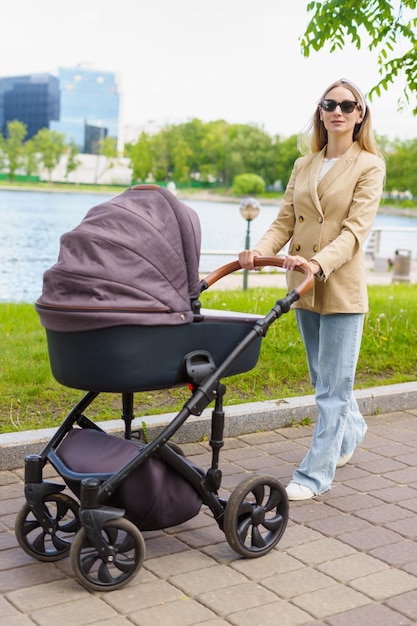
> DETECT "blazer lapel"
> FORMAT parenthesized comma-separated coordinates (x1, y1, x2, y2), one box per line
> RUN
(317, 143, 361, 200)
(309, 148, 326, 216)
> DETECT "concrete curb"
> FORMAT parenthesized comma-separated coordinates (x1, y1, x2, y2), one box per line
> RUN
(1, 381, 417, 471)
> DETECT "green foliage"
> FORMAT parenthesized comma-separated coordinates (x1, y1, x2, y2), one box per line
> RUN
(65, 141, 81, 180)
(0, 120, 27, 180)
(301, 0, 417, 114)
(232, 173, 266, 195)
(33, 128, 66, 181)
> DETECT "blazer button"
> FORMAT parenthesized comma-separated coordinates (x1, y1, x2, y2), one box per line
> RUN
(318, 217, 323, 223)
(298, 215, 304, 222)
(295, 244, 301, 251)
(313, 245, 319, 253)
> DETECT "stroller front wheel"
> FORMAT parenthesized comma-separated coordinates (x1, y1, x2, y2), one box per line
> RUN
(15, 493, 80, 562)
(70, 516, 145, 592)
(223, 474, 289, 558)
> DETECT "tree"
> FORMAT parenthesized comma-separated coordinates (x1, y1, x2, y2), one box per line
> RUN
(65, 141, 81, 181)
(126, 132, 154, 182)
(22, 139, 39, 180)
(34, 128, 66, 182)
(384, 137, 417, 195)
(1, 120, 27, 180)
(301, 1, 417, 113)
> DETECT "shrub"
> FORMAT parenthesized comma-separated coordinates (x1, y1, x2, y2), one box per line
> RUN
(232, 173, 265, 196)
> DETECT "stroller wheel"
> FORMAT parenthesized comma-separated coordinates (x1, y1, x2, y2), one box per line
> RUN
(70, 517, 145, 592)
(15, 493, 80, 562)
(223, 474, 288, 558)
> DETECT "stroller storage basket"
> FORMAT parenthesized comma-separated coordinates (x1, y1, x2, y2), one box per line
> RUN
(45, 310, 263, 392)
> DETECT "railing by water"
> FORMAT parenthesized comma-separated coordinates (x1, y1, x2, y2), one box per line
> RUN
(199, 227, 417, 273)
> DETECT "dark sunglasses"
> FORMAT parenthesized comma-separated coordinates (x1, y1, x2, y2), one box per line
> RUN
(320, 99, 359, 113)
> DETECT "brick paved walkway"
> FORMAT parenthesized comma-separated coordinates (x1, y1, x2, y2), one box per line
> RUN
(2, 407, 417, 625)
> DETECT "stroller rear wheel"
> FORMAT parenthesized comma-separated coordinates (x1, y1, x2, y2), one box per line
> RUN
(70, 517, 145, 592)
(223, 474, 288, 558)
(15, 493, 80, 562)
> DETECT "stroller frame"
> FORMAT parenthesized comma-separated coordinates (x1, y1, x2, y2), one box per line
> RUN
(16, 258, 313, 592)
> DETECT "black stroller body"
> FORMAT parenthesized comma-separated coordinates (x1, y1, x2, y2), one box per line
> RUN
(15, 186, 313, 591)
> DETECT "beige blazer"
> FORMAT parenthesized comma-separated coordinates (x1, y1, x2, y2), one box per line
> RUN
(255, 142, 386, 314)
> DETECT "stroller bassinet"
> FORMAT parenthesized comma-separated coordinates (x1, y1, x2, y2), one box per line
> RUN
(16, 185, 313, 592)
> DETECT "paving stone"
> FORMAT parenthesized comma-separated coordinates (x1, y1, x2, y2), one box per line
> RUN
(354, 503, 414, 524)
(31, 597, 118, 626)
(337, 525, 403, 551)
(230, 550, 303, 580)
(0, 595, 21, 618)
(170, 564, 248, 595)
(144, 549, 216, 578)
(286, 538, 355, 566)
(385, 517, 417, 539)
(0, 616, 35, 625)
(262, 566, 335, 599)
(325, 602, 412, 626)
(355, 458, 407, 474)
(349, 569, 417, 601)
(0, 563, 66, 593)
(227, 598, 312, 626)
(369, 539, 417, 567)
(197, 581, 277, 617)
(104, 580, 186, 613)
(287, 502, 338, 524)
(325, 493, 386, 513)
(372, 485, 417, 503)
(343, 475, 398, 492)
(140, 535, 190, 560)
(291, 584, 370, 620)
(5, 579, 87, 612)
(384, 467, 417, 484)
(386, 589, 417, 622)
(306, 512, 370, 537)
(276, 525, 323, 549)
(317, 552, 389, 582)
(128, 597, 217, 626)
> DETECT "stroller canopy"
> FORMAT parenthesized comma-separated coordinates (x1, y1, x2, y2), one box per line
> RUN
(36, 185, 201, 331)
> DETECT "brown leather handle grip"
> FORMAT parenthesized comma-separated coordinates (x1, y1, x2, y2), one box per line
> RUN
(201, 256, 314, 297)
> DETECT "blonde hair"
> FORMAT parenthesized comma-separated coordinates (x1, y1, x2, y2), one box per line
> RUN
(298, 78, 381, 157)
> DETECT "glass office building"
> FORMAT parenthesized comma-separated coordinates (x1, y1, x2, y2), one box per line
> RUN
(0, 67, 120, 153)
(0, 73, 59, 139)
(51, 67, 120, 153)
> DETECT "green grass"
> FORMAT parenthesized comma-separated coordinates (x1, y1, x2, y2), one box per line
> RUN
(1, 283, 417, 433)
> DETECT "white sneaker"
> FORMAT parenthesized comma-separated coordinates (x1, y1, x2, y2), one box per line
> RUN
(285, 482, 316, 501)
(337, 424, 368, 468)
(336, 451, 354, 467)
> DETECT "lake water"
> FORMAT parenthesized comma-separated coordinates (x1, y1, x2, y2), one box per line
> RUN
(1, 189, 417, 302)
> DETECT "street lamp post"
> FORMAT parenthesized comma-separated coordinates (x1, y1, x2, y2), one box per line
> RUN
(239, 197, 260, 290)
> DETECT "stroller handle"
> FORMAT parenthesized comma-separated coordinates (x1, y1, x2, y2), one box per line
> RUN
(200, 256, 314, 297)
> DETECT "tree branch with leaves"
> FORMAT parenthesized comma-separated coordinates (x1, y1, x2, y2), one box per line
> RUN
(301, 0, 417, 113)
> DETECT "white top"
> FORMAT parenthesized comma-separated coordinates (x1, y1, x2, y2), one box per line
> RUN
(318, 157, 338, 183)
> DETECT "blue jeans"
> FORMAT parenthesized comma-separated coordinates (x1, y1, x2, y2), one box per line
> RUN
(292, 310, 367, 494)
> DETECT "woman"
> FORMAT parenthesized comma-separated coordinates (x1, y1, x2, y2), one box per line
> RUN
(238, 78, 385, 500)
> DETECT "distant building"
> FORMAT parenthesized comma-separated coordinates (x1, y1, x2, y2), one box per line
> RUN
(0, 66, 120, 154)
(0, 73, 59, 139)
(51, 67, 120, 153)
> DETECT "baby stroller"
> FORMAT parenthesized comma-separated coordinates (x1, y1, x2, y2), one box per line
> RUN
(15, 185, 313, 592)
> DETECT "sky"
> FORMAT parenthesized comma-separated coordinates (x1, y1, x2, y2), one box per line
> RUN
(2, 0, 416, 140)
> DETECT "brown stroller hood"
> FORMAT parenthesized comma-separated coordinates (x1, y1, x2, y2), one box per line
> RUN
(36, 185, 201, 332)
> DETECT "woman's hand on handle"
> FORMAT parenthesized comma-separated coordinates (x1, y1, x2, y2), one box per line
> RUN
(238, 249, 261, 270)
(283, 254, 322, 276)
